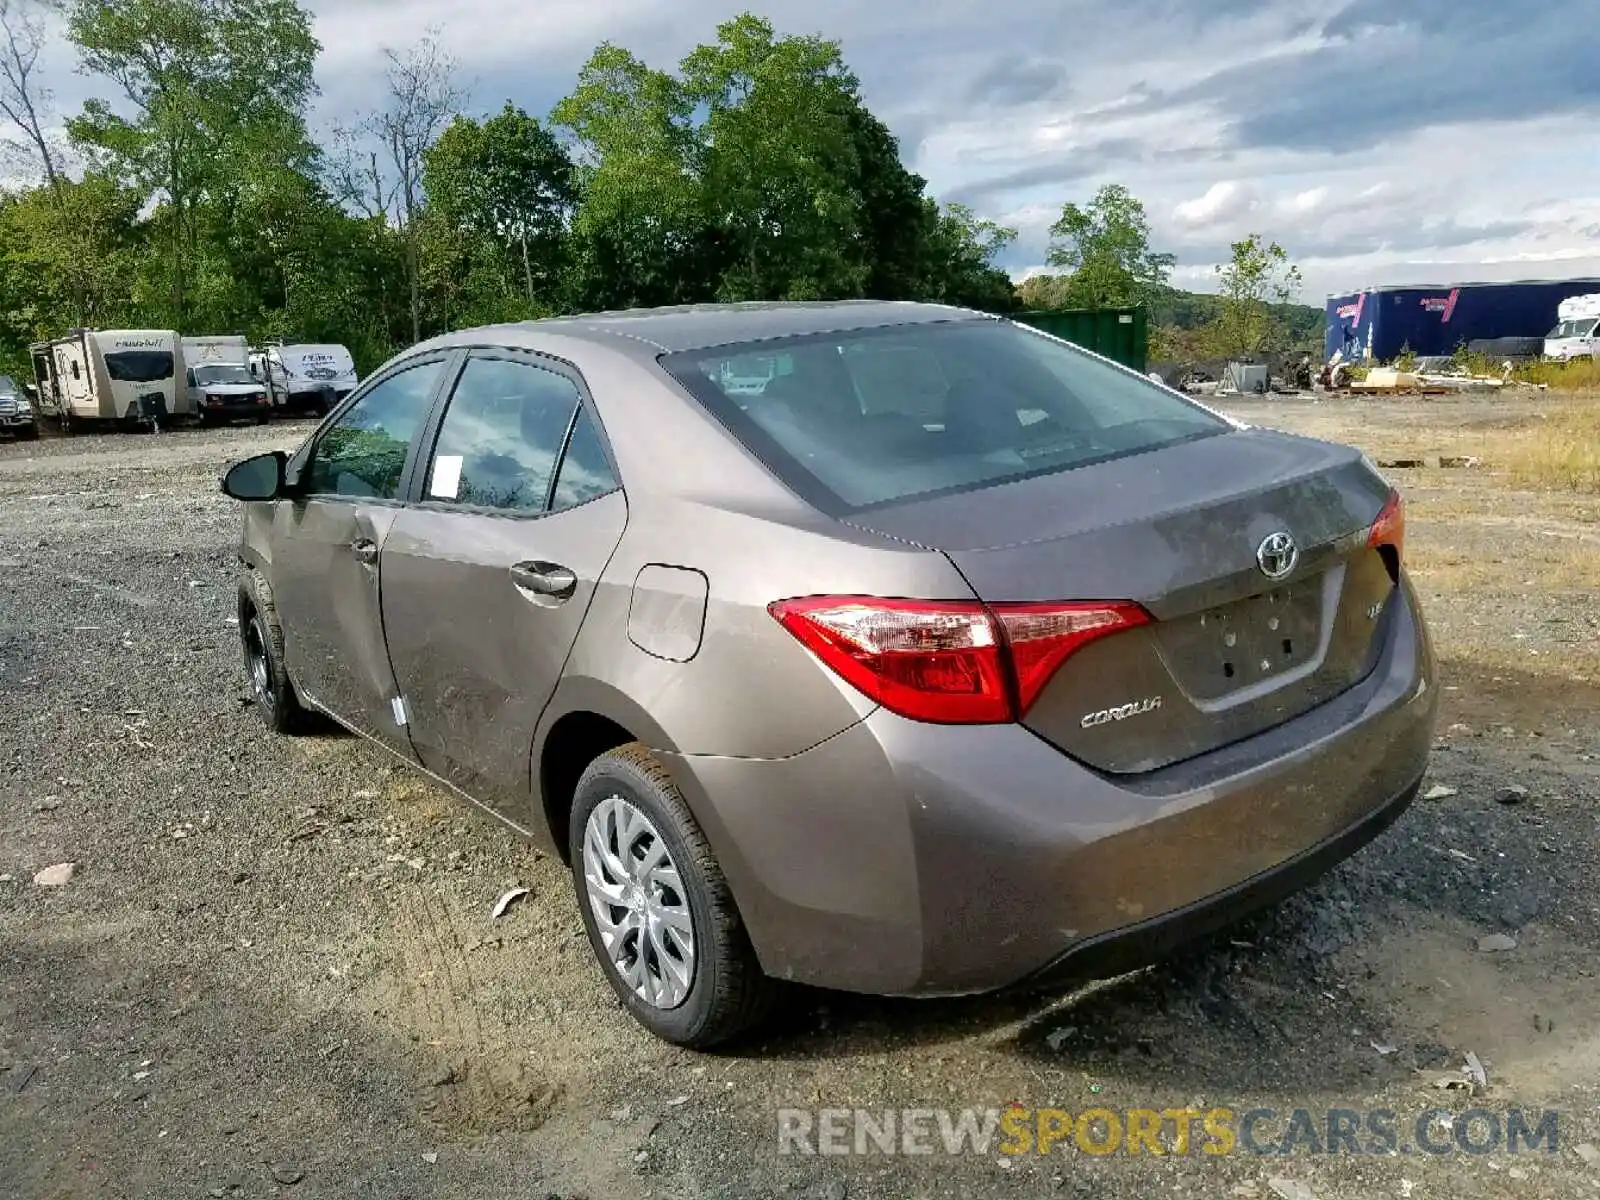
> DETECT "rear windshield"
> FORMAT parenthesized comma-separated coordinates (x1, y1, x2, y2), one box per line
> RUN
(104, 350, 174, 383)
(660, 319, 1229, 513)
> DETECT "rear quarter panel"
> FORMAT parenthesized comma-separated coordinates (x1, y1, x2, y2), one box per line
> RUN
(555, 492, 970, 759)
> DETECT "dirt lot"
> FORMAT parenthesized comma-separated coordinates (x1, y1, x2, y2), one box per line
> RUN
(2, 392, 1598, 1200)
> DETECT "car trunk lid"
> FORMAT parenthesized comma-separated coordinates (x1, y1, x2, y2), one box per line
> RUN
(844, 428, 1399, 773)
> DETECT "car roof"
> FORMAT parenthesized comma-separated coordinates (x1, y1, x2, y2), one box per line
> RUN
(424, 300, 988, 358)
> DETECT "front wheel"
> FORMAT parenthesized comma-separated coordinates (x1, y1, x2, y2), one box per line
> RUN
(239, 569, 307, 734)
(570, 744, 775, 1048)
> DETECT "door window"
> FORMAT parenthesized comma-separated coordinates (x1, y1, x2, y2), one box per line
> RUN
(424, 358, 598, 514)
(306, 359, 444, 499)
(550, 405, 620, 511)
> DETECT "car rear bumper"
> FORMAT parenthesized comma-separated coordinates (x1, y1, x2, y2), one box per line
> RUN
(1011, 771, 1419, 994)
(661, 576, 1437, 996)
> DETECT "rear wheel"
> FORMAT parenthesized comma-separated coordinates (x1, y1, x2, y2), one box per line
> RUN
(570, 744, 775, 1048)
(240, 569, 306, 734)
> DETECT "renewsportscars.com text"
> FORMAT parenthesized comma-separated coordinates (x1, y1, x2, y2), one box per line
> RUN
(777, 1106, 1561, 1158)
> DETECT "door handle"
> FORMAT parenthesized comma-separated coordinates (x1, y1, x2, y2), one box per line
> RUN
(509, 560, 577, 600)
(349, 538, 378, 565)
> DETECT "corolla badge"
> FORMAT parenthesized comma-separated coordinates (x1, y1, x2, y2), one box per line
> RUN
(1080, 696, 1163, 729)
(1256, 530, 1298, 580)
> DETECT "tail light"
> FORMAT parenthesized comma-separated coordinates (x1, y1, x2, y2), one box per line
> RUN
(768, 596, 1149, 725)
(1367, 488, 1405, 582)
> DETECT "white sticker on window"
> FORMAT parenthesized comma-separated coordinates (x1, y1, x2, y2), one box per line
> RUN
(430, 454, 463, 499)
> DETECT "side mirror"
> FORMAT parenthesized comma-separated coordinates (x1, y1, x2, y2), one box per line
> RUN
(221, 451, 288, 501)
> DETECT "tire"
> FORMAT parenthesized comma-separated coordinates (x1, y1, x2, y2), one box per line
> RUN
(569, 743, 775, 1049)
(239, 568, 307, 734)
(16, 425, 37, 441)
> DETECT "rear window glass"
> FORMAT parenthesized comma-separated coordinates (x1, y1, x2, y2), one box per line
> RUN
(659, 319, 1229, 513)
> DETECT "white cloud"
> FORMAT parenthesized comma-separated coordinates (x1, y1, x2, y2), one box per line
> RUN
(1173, 182, 1259, 228)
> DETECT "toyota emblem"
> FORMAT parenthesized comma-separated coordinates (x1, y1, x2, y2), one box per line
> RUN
(1256, 531, 1298, 580)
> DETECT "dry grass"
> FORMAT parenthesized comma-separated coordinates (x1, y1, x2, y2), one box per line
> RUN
(1514, 357, 1600, 391)
(1499, 397, 1600, 493)
(1231, 389, 1600, 683)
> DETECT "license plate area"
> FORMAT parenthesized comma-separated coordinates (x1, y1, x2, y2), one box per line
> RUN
(1156, 582, 1324, 702)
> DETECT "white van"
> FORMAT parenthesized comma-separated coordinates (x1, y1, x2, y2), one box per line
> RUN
(249, 343, 359, 414)
(29, 329, 184, 432)
(180, 335, 272, 424)
(1545, 294, 1600, 362)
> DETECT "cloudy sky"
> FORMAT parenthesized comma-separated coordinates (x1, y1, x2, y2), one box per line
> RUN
(21, 0, 1600, 300)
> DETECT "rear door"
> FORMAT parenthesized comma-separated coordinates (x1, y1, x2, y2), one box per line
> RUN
(272, 354, 454, 749)
(379, 351, 627, 819)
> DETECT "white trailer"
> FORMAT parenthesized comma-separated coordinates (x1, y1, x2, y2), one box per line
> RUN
(29, 329, 183, 432)
(1544, 294, 1600, 361)
(249, 343, 359, 414)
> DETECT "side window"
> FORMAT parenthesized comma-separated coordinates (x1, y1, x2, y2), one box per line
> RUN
(306, 359, 444, 499)
(424, 358, 578, 513)
(551, 405, 620, 511)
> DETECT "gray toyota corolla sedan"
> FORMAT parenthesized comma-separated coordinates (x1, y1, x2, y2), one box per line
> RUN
(220, 301, 1436, 1047)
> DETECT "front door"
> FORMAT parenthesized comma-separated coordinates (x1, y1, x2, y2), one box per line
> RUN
(271, 355, 453, 748)
(380, 352, 628, 821)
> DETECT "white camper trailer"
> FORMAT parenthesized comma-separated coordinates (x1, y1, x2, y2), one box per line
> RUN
(180, 334, 272, 424)
(1544, 294, 1600, 362)
(29, 329, 182, 432)
(249, 343, 358, 414)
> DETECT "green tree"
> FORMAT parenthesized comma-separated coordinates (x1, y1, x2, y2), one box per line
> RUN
(1045, 183, 1174, 307)
(0, 174, 143, 371)
(423, 103, 575, 313)
(682, 14, 871, 300)
(1014, 272, 1074, 310)
(846, 105, 934, 301)
(916, 201, 1017, 311)
(1208, 233, 1304, 360)
(552, 42, 708, 310)
(0, 6, 1066, 377)
(65, 0, 321, 329)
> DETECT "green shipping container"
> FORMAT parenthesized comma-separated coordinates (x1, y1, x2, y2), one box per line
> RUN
(1011, 307, 1148, 373)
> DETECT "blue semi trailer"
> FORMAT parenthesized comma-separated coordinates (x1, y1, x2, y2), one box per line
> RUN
(1324, 278, 1600, 362)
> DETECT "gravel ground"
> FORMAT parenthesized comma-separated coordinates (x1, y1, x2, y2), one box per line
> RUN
(2, 404, 1598, 1200)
